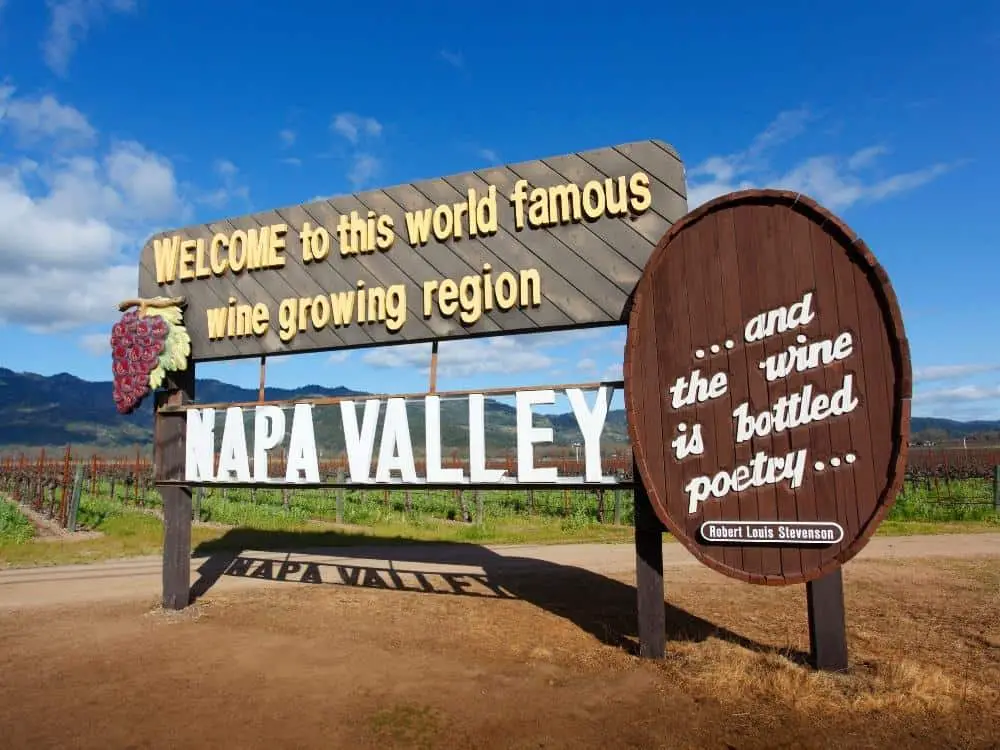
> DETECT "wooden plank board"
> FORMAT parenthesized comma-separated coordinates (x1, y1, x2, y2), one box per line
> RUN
(137, 140, 688, 363)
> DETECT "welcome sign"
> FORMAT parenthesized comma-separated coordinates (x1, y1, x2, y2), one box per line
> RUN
(137, 140, 688, 362)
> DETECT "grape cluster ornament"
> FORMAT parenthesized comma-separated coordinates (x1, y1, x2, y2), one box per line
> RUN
(110, 296, 191, 415)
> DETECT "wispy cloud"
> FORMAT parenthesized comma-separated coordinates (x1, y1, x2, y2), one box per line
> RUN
(78, 331, 110, 356)
(440, 49, 464, 69)
(347, 153, 381, 189)
(0, 84, 96, 148)
(914, 364, 1000, 382)
(686, 108, 959, 211)
(196, 159, 250, 209)
(478, 148, 499, 163)
(43, 0, 136, 76)
(331, 112, 383, 144)
(915, 384, 1000, 404)
(279, 128, 296, 148)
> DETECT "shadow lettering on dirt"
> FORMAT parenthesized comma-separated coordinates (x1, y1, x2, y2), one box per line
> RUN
(191, 529, 809, 663)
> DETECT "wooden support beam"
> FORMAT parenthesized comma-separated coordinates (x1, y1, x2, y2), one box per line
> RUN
(258, 356, 267, 403)
(154, 365, 195, 610)
(429, 341, 439, 393)
(634, 463, 665, 659)
(807, 568, 849, 672)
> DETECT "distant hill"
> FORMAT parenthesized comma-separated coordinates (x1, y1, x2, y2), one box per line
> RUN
(0, 367, 629, 453)
(0, 367, 995, 453)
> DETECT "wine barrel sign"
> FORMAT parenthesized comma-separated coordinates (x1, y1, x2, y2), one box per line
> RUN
(623, 190, 911, 586)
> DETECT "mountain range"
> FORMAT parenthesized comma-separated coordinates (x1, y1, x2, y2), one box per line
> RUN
(0, 367, 630, 454)
(0, 367, 996, 454)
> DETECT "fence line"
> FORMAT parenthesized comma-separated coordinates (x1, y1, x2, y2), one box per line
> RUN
(1, 445, 997, 532)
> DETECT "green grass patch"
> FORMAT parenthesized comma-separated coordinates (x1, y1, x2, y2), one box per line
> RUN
(0, 498, 34, 545)
(1, 477, 996, 568)
(888, 479, 996, 522)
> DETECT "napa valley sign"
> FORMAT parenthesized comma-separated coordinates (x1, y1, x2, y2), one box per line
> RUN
(623, 190, 912, 586)
(184, 386, 618, 485)
(139, 140, 687, 363)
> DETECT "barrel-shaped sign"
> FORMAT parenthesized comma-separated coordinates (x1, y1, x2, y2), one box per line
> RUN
(623, 190, 911, 585)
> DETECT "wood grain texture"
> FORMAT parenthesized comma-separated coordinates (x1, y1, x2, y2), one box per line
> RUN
(137, 140, 686, 363)
(623, 190, 911, 587)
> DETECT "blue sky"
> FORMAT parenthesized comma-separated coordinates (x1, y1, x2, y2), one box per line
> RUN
(0, 0, 998, 419)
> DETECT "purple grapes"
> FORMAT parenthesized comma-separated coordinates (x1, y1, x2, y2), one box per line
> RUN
(111, 310, 169, 414)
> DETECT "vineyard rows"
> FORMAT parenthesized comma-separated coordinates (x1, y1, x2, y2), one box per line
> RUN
(1, 445, 997, 532)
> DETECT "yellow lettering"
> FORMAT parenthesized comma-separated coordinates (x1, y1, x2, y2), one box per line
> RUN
(251, 303, 269, 335)
(629, 171, 652, 213)
(495, 272, 517, 309)
(194, 238, 211, 278)
(519, 268, 541, 307)
(582, 180, 605, 219)
(330, 290, 355, 327)
(404, 208, 433, 246)
(431, 205, 453, 241)
(177, 239, 197, 281)
(438, 278, 459, 316)
(375, 214, 395, 250)
(206, 305, 228, 339)
(458, 274, 482, 324)
(423, 266, 541, 323)
(311, 295, 330, 328)
(385, 284, 406, 332)
(229, 230, 247, 272)
(548, 183, 582, 224)
(210, 234, 228, 275)
(153, 236, 180, 284)
(245, 226, 269, 270)
(527, 187, 548, 227)
(277, 298, 296, 342)
(423, 280, 439, 317)
(510, 180, 529, 230)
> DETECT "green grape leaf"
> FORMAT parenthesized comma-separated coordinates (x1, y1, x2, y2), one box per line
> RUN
(151, 305, 183, 326)
(149, 364, 166, 390)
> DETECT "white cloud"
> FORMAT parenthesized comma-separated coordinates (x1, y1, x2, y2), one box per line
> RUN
(686, 108, 956, 211)
(279, 129, 296, 148)
(197, 158, 249, 209)
(603, 362, 623, 381)
(363, 337, 555, 378)
(914, 364, 1000, 382)
(0, 85, 191, 332)
(43, 0, 136, 76)
(328, 350, 351, 364)
(331, 112, 382, 144)
(478, 148, 499, 163)
(915, 384, 1000, 404)
(440, 49, 464, 69)
(347, 153, 381, 189)
(359, 329, 615, 380)
(78, 331, 110, 356)
(577, 357, 597, 372)
(0, 84, 96, 147)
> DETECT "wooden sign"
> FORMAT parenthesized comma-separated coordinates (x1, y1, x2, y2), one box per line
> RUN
(137, 140, 687, 363)
(623, 190, 911, 585)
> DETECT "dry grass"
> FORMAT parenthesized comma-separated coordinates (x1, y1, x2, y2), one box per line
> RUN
(1, 554, 998, 749)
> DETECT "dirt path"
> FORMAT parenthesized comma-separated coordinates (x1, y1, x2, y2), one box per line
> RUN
(2, 532, 997, 611)
(1, 539, 997, 749)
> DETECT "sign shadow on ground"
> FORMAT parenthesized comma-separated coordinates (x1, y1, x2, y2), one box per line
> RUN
(190, 530, 810, 664)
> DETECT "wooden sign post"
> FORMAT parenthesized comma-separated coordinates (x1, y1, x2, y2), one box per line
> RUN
(624, 189, 911, 670)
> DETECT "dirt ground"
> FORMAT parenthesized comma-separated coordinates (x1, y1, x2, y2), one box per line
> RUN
(1, 539, 998, 749)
